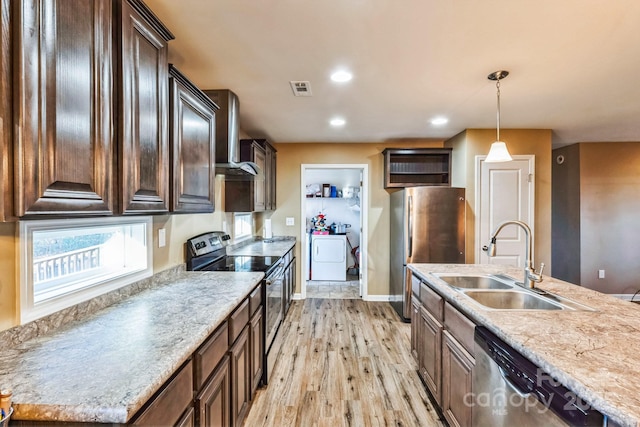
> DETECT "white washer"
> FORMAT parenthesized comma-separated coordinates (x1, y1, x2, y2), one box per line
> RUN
(311, 234, 347, 281)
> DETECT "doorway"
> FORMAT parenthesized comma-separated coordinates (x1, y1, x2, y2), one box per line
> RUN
(300, 164, 368, 299)
(475, 155, 535, 265)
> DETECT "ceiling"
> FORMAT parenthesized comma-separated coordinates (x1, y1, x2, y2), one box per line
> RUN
(145, 0, 640, 147)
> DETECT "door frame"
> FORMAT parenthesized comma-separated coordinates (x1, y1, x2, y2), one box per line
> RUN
(299, 164, 369, 299)
(474, 154, 536, 263)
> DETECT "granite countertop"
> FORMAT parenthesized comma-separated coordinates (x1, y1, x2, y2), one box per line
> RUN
(227, 236, 296, 257)
(408, 263, 640, 427)
(0, 271, 264, 424)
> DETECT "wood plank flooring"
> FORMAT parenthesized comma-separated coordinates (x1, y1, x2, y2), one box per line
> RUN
(243, 299, 445, 427)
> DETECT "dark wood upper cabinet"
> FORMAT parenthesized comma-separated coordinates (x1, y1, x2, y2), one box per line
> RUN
(225, 139, 278, 213)
(117, 0, 174, 214)
(225, 140, 266, 213)
(13, 0, 115, 217)
(0, 0, 13, 221)
(255, 139, 277, 211)
(168, 65, 218, 214)
(382, 148, 452, 188)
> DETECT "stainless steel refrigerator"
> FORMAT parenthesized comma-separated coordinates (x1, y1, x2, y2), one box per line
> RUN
(390, 186, 465, 321)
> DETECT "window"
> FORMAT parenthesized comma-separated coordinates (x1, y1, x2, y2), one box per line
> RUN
(234, 213, 252, 242)
(20, 216, 152, 323)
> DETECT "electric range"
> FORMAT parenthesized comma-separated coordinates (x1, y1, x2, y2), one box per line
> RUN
(185, 231, 285, 385)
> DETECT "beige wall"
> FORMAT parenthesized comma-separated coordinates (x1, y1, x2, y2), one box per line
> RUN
(0, 132, 554, 330)
(553, 142, 640, 294)
(580, 143, 640, 293)
(268, 141, 444, 296)
(0, 222, 16, 330)
(0, 177, 228, 332)
(445, 129, 553, 267)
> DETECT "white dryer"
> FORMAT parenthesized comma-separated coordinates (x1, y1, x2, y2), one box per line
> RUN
(311, 234, 347, 281)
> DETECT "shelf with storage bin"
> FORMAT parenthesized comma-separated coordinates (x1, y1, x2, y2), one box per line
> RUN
(383, 148, 452, 188)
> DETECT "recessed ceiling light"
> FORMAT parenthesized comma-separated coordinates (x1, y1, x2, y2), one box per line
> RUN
(330, 70, 353, 83)
(330, 118, 346, 127)
(430, 117, 449, 126)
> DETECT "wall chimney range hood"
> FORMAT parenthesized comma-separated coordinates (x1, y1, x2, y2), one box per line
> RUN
(203, 89, 259, 178)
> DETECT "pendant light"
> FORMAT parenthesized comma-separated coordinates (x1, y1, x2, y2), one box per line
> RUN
(485, 70, 513, 162)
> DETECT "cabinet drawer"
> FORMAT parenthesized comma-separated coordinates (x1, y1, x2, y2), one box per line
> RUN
(249, 284, 263, 316)
(420, 282, 444, 321)
(444, 302, 476, 357)
(133, 359, 193, 426)
(194, 321, 228, 389)
(411, 274, 422, 298)
(229, 298, 250, 345)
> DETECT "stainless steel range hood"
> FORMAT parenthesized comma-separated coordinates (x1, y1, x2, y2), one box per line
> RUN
(203, 89, 259, 178)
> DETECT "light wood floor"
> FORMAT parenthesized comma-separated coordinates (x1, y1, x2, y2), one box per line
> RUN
(243, 299, 445, 427)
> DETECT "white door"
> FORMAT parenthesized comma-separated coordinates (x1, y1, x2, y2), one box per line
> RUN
(476, 155, 535, 266)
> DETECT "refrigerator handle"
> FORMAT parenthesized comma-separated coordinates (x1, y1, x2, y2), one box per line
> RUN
(408, 195, 413, 258)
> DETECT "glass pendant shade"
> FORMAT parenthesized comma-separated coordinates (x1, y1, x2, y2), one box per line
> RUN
(486, 141, 512, 162)
(485, 70, 513, 163)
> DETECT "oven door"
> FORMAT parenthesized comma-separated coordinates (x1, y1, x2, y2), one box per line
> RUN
(265, 262, 285, 352)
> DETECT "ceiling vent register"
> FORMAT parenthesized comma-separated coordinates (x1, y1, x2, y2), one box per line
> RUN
(290, 81, 313, 96)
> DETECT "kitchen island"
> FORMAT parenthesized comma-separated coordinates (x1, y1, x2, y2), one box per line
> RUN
(0, 270, 263, 424)
(409, 263, 640, 427)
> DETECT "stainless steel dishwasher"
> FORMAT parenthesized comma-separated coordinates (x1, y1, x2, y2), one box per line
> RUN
(473, 326, 606, 426)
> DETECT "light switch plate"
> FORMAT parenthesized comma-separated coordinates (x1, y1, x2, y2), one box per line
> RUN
(158, 228, 166, 248)
(286, 217, 295, 226)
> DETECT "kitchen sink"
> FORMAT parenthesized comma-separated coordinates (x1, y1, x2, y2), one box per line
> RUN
(431, 272, 595, 311)
(435, 274, 514, 290)
(461, 289, 565, 310)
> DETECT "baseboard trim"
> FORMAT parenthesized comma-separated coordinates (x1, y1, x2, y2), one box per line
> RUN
(362, 295, 393, 302)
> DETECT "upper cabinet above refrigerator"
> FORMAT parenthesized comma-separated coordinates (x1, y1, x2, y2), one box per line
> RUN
(382, 148, 452, 189)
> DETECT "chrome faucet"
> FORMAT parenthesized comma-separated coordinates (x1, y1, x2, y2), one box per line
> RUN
(484, 220, 545, 289)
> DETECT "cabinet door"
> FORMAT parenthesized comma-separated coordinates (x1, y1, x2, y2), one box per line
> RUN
(442, 331, 474, 427)
(263, 141, 276, 211)
(249, 308, 264, 397)
(176, 406, 195, 427)
(419, 305, 443, 405)
(118, 0, 173, 214)
(168, 65, 217, 213)
(133, 359, 194, 426)
(14, 0, 114, 216)
(410, 294, 420, 361)
(252, 143, 266, 212)
(0, 0, 12, 221)
(285, 258, 295, 314)
(196, 355, 231, 427)
(230, 326, 251, 427)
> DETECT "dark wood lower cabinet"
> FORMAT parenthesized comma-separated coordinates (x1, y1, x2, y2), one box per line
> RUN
(419, 305, 443, 405)
(250, 308, 264, 397)
(196, 355, 231, 427)
(410, 295, 420, 361)
(442, 331, 474, 427)
(230, 326, 251, 427)
(176, 407, 196, 427)
(132, 359, 193, 426)
(410, 273, 476, 427)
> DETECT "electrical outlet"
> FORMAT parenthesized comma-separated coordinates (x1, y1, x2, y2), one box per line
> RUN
(158, 228, 166, 248)
(286, 217, 295, 226)
(598, 269, 605, 279)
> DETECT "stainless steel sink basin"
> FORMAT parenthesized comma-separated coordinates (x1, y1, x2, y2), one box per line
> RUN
(431, 272, 595, 311)
(435, 274, 513, 290)
(462, 290, 564, 310)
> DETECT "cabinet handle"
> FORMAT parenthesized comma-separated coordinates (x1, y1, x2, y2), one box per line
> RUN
(408, 195, 413, 258)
